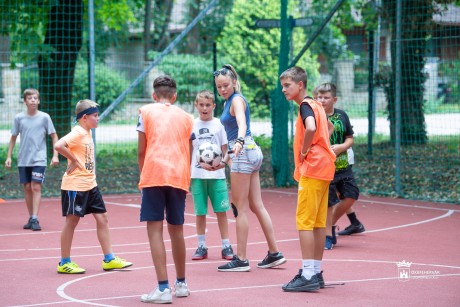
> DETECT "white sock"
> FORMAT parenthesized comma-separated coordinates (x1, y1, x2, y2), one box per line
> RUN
(197, 234, 206, 247)
(222, 238, 230, 248)
(301, 259, 315, 279)
(313, 260, 322, 274)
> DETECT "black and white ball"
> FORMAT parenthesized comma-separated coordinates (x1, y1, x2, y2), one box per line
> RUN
(197, 142, 222, 167)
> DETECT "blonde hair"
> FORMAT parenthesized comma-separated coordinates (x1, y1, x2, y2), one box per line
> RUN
(75, 99, 98, 115)
(279, 66, 308, 89)
(23, 88, 40, 100)
(314, 83, 337, 97)
(215, 64, 242, 94)
(195, 90, 215, 103)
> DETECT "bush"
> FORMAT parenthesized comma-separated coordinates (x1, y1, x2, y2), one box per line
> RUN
(72, 59, 131, 117)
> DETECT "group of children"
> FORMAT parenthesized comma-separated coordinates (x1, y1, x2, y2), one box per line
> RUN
(5, 65, 365, 303)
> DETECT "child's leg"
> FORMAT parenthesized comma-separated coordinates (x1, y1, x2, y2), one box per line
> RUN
(147, 221, 168, 281)
(61, 214, 80, 258)
(325, 207, 333, 236)
(31, 181, 42, 217)
(93, 212, 112, 255)
(23, 183, 33, 216)
(196, 215, 206, 237)
(168, 223, 186, 280)
(332, 198, 356, 225)
(248, 171, 278, 253)
(215, 212, 229, 240)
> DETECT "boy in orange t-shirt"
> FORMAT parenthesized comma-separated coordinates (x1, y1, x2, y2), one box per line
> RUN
(137, 75, 194, 304)
(54, 99, 132, 274)
(279, 67, 335, 292)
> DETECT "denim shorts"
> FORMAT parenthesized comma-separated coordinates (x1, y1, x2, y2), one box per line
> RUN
(228, 136, 263, 174)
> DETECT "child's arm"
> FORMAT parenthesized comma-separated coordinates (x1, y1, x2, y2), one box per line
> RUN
(331, 136, 354, 157)
(4, 135, 17, 168)
(50, 133, 60, 166)
(300, 116, 316, 161)
(54, 138, 82, 174)
(138, 132, 147, 173)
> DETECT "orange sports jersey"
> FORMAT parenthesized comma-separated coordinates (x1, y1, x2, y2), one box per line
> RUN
(60, 125, 97, 191)
(293, 98, 336, 182)
(138, 103, 194, 192)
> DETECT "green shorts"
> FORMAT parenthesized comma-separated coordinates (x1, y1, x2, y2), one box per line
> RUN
(191, 178, 230, 216)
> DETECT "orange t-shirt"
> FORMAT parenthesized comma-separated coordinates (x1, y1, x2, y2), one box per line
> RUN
(138, 103, 194, 192)
(293, 98, 336, 182)
(60, 125, 97, 191)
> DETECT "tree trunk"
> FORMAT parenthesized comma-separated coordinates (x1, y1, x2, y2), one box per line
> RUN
(38, 0, 83, 140)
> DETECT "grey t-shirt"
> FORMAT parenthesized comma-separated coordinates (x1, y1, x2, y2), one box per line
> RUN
(11, 111, 56, 166)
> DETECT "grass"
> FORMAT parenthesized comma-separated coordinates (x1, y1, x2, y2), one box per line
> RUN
(1, 136, 458, 203)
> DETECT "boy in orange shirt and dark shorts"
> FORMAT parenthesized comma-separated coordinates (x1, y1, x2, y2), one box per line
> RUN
(279, 67, 336, 292)
(137, 75, 194, 304)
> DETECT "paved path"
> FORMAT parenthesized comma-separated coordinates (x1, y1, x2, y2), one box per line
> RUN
(1, 114, 459, 144)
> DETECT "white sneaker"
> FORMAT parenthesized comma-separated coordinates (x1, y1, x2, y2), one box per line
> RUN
(174, 281, 190, 297)
(140, 287, 172, 304)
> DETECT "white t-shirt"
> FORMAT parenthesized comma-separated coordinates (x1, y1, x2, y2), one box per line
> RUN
(191, 118, 227, 179)
(347, 147, 355, 165)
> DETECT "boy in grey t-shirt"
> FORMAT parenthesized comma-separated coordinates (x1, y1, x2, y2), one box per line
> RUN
(4, 88, 59, 231)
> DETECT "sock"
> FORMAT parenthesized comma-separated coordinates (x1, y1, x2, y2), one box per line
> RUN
(301, 259, 315, 279)
(60, 257, 71, 265)
(176, 277, 186, 284)
(158, 280, 169, 292)
(197, 234, 206, 247)
(104, 253, 115, 262)
(347, 212, 360, 225)
(31, 215, 38, 220)
(313, 260, 322, 274)
(222, 238, 230, 248)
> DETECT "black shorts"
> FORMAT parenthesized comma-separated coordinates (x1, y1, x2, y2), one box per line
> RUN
(328, 166, 360, 207)
(140, 186, 186, 225)
(61, 186, 107, 217)
(18, 166, 46, 184)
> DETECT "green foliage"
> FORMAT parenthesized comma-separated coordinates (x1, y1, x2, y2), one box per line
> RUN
(72, 59, 131, 116)
(439, 59, 460, 104)
(147, 51, 215, 104)
(216, 0, 319, 118)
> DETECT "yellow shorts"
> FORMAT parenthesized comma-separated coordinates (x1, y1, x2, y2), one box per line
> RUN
(296, 176, 330, 230)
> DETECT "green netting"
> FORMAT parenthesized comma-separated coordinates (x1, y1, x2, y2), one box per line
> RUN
(0, 0, 459, 203)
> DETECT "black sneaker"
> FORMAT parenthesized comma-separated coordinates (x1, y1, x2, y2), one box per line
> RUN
(257, 251, 287, 268)
(316, 271, 325, 289)
(338, 223, 365, 236)
(218, 255, 250, 272)
(30, 219, 41, 231)
(23, 217, 33, 229)
(282, 270, 320, 292)
(221, 245, 234, 260)
(191, 246, 208, 260)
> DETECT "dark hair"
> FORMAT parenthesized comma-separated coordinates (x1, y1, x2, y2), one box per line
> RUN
(279, 66, 308, 89)
(153, 75, 177, 100)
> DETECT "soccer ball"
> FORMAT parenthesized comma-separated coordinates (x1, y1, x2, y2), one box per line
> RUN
(197, 142, 222, 168)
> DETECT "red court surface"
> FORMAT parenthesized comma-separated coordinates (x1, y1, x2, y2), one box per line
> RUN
(0, 188, 459, 306)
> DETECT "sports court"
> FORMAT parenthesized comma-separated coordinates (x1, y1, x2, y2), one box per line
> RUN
(1, 189, 459, 306)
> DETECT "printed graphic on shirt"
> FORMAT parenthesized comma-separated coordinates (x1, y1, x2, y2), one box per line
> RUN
(85, 143, 95, 173)
(193, 128, 218, 169)
(328, 112, 349, 170)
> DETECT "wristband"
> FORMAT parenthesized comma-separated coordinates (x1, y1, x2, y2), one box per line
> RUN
(236, 137, 245, 145)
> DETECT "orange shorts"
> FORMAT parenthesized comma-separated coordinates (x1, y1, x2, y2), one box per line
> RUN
(296, 176, 330, 230)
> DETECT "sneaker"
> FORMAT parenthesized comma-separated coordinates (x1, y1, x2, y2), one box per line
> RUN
(57, 261, 86, 274)
(221, 245, 234, 260)
(174, 281, 190, 298)
(324, 236, 333, 250)
(282, 269, 320, 292)
(191, 246, 208, 260)
(316, 271, 325, 289)
(23, 217, 32, 229)
(257, 251, 287, 268)
(331, 225, 337, 245)
(30, 219, 41, 231)
(102, 256, 133, 271)
(141, 287, 172, 304)
(338, 223, 365, 236)
(218, 255, 250, 272)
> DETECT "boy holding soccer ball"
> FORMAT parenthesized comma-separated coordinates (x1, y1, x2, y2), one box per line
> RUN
(190, 90, 234, 261)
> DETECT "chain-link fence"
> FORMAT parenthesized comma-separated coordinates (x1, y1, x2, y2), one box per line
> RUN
(1, 0, 459, 203)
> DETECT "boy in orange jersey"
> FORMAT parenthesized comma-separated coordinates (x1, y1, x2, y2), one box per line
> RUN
(137, 75, 194, 304)
(54, 99, 133, 274)
(279, 67, 336, 292)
